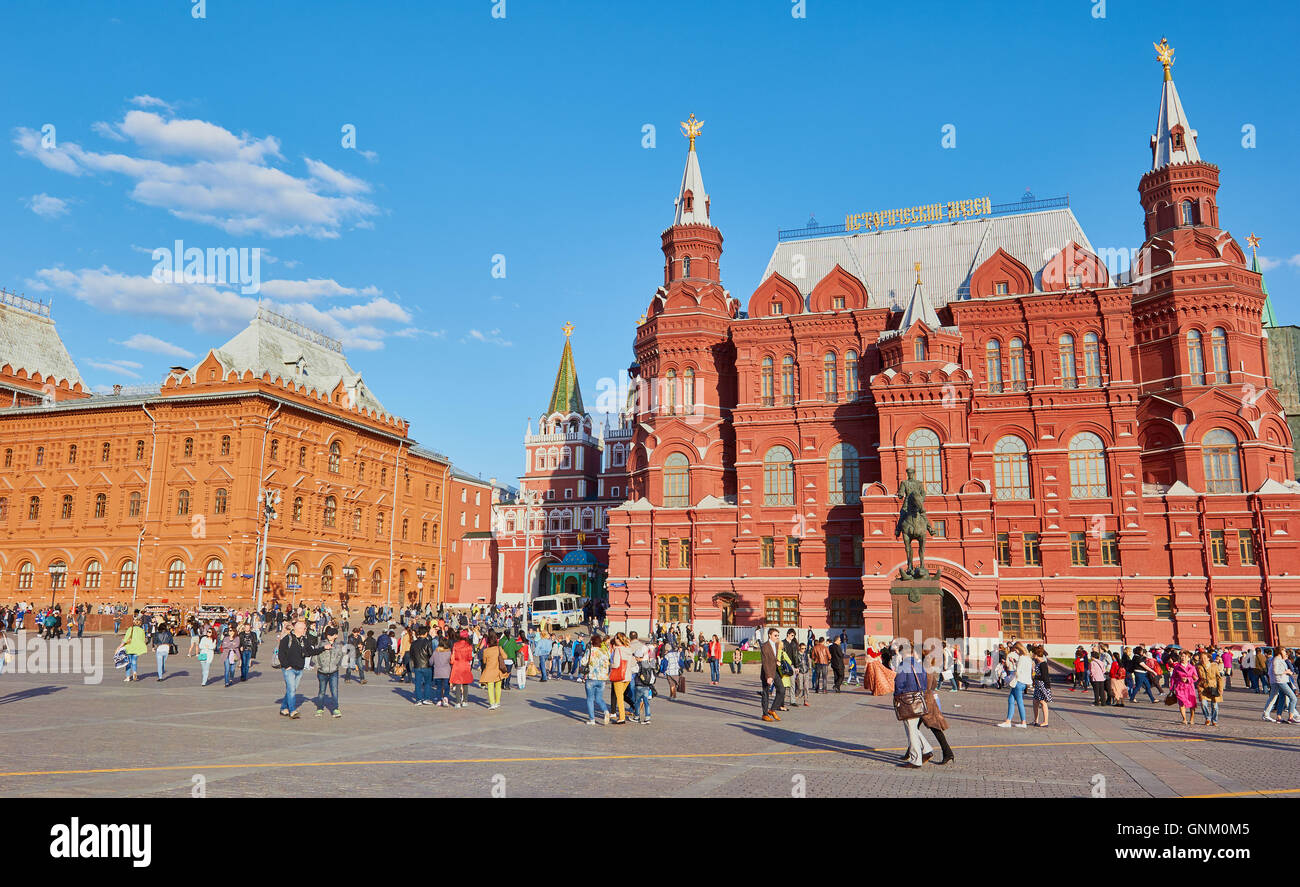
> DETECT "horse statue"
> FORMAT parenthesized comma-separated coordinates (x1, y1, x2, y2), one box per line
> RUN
(894, 468, 936, 579)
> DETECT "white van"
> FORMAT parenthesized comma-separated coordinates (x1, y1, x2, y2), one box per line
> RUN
(530, 594, 585, 628)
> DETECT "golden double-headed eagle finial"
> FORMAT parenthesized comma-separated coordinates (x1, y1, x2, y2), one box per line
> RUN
(562, 322, 574, 339)
(680, 114, 704, 151)
(1154, 37, 1175, 80)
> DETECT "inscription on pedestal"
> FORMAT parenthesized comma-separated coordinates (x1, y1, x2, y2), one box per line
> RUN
(890, 571, 942, 645)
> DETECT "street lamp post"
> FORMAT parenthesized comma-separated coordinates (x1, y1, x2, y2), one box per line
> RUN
(519, 490, 544, 631)
(416, 563, 427, 611)
(49, 562, 66, 610)
(254, 488, 281, 613)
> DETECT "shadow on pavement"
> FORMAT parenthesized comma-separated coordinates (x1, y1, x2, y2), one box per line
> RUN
(0, 685, 66, 705)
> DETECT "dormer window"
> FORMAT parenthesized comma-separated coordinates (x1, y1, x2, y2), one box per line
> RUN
(832, 295, 846, 310)
(1172, 131, 1184, 149)
(682, 190, 693, 212)
(995, 282, 1009, 295)
(770, 301, 783, 316)
(1067, 275, 1082, 288)
(914, 338, 928, 361)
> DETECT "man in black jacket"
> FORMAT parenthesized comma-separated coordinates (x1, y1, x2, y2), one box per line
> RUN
(238, 623, 258, 682)
(829, 637, 846, 692)
(408, 624, 434, 705)
(760, 628, 785, 722)
(278, 621, 325, 719)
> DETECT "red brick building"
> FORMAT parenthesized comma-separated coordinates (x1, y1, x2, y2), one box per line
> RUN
(604, 49, 1300, 653)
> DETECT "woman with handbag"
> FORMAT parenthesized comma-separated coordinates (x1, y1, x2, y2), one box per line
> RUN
(479, 630, 508, 711)
(151, 622, 176, 682)
(1030, 645, 1053, 727)
(1195, 649, 1224, 726)
(197, 628, 217, 686)
(449, 629, 475, 708)
(996, 642, 1032, 728)
(219, 628, 240, 687)
(894, 646, 933, 768)
(608, 633, 632, 724)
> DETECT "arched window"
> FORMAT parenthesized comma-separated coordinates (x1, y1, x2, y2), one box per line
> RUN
(828, 443, 860, 505)
(176, 490, 190, 515)
(401, 518, 409, 540)
(353, 508, 363, 533)
(560, 447, 572, 469)
(376, 511, 384, 535)
(906, 428, 943, 494)
(1211, 327, 1229, 380)
(94, 493, 106, 518)
(398, 569, 407, 597)
(136, 440, 145, 460)
(761, 356, 774, 406)
(1202, 429, 1243, 493)
(1059, 334, 1077, 388)
(1083, 332, 1102, 387)
(581, 507, 594, 531)
(613, 444, 625, 467)
(823, 352, 838, 402)
(781, 356, 795, 405)
(129, 491, 141, 516)
(270, 439, 279, 461)
(985, 340, 1003, 393)
(292, 497, 303, 522)
(0, 497, 7, 521)
(358, 460, 366, 482)
(370, 569, 381, 596)
(49, 561, 66, 591)
(845, 350, 859, 400)
(35, 446, 44, 466)
(547, 447, 558, 469)
(183, 438, 193, 458)
(1068, 432, 1108, 498)
(85, 560, 102, 589)
(17, 561, 33, 590)
(28, 496, 40, 520)
(167, 559, 186, 589)
(1187, 330, 1206, 385)
(993, 435, 1030, 500)
(68, 444, 77, 464)
(204, 558, 224, 589)
(1181, 200, 1195, 225)
(286, 561, 300, 593)
(665, 369, 677, 414)
(914, 338, 928, 361)
(321, 565, 334, 596)
(535, 449, 545, 470)
(324, 496, 337, 527)
(102, 441, 111, 462)
(214, 488, 228, 514)
(119, 559, 136, 590)
(220, 435, 231, 456)
(328, 441, 341, 473)
(298, 446, 307, 468)
(4, 448, 11, 467)
(560, 509, 573, 532)
(684, 368, 695, 412)
(763, 446, 794, 505)
(1008, 338, 1027, 388)
(663, 453, 690, 507)
(61, 494, 73, 519)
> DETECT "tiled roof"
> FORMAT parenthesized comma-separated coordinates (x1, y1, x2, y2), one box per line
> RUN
(0, 291, 83, 386)
(761, 208, 1093, 312)
(546, 336, 584, 416)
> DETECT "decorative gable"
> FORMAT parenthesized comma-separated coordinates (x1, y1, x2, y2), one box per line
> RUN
(970, 247, 1034, 298)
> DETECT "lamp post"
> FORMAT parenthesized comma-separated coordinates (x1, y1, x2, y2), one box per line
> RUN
(254, 488, 281, 613)
(49, 562, 66, 610)
(519, 489, 544, 630)
(342, 565, 357, 609)
(416, 563, 427, 611)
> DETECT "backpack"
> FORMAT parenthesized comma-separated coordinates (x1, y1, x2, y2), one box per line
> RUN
(636, 662, 658, 687)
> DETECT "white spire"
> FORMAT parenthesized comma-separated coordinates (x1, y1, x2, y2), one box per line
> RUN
(673, 115, 710, 226)
(1149, 40, 1200, 169)
(899, 264, 941, 331)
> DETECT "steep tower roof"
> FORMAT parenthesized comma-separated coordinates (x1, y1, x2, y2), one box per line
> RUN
(0, 289, 84, 387)
(1249, 234, 1279, 327)
(673, 114, 710, 226)
(1150, 38, 1201, 169)
(546, 322, 584, 416)
(899, 263, 942, 331)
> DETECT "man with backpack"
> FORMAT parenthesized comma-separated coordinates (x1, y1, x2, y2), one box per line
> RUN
(631, 632, 656, 724)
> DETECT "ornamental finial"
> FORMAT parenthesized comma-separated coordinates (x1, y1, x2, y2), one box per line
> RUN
(1247, 232, 1261, 254)
(562, 321, 574, 339)
(680, 114, 704, 151)
(914, 261, 923, 285)
(1154, 37, 1174, 81)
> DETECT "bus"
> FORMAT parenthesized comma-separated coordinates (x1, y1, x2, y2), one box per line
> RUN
(530, 593, 585, 629)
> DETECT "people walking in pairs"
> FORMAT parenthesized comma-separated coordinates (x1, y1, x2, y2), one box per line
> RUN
(449, 630, 475, 708)
(1195, 649, 1224, 726)
(996, 642, 1032, 728)
(760, 628, 786, 722)
(1170, 649, 1201, 726)
(479, 630, 507, 710)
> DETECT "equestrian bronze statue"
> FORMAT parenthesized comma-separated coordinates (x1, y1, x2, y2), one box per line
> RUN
(894, 467, 937, 579)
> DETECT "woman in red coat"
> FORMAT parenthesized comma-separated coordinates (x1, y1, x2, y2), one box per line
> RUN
(450, 630, 475, 708)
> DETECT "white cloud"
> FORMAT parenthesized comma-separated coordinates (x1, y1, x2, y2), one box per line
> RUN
(258, 278, 365, 300)
(116, 333, 195, 359)
(359, 150, 379, 163)
(465, 328, 512, 347)
(13, 106, 379, 238)
(129, 95, 175, 112)
(85, 358, 143, 379)
(393, 327, 446, 339)
(27, 193, 70, 218)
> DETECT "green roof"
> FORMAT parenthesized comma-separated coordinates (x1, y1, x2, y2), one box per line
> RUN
(546, 335, 584, 415)
(1253, 249, 1279, 327)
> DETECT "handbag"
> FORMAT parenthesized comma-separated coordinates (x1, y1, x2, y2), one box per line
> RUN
(919, 691, 949, 730)
(894, 658, 928, 720)
(197, 651, 209, 662)
(169, 643, 179, 655)
(1163, 692, 1177, 706)
(1204, 685, 1220, 699)
(676, 674, 686, 694)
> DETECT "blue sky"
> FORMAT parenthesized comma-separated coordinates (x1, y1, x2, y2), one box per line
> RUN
(2, 0, 1296, 480)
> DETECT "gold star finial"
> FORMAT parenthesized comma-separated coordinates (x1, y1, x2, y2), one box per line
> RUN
(680, 114, 704, 151)
(1154, 37, 1174, 81)
(562, 322, 574, 339)
(1247, 233, 1261, 253)
(914, 261, 923, 285)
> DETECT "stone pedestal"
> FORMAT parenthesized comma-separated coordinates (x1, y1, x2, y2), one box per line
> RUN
(890, 572, 942, 646)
